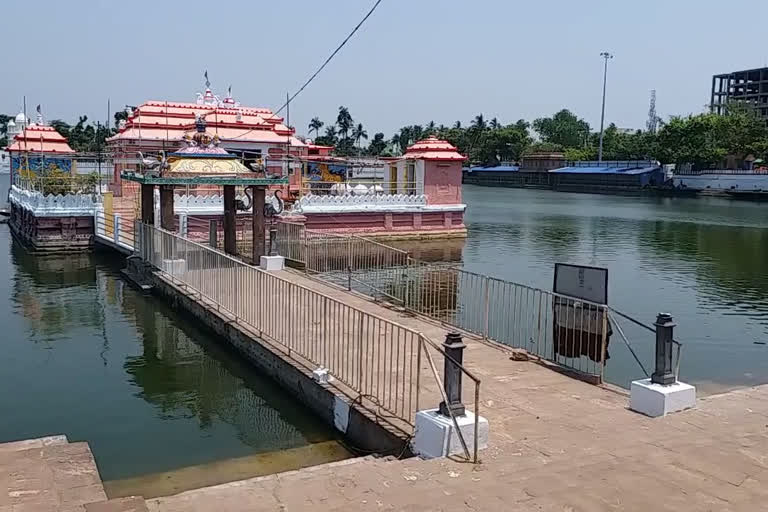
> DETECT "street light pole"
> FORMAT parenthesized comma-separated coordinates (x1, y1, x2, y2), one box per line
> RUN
(598, 51, 613, 164)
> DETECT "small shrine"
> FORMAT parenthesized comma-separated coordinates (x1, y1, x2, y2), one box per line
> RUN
(7, 108, 75, 181)
(121, 115, 288, 262)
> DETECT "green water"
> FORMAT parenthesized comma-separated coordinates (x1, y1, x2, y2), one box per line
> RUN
(0, 226, 346, 483)
(461, 185, 768, 392)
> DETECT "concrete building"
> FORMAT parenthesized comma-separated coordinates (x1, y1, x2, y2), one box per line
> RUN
(711, 67, 768, 121)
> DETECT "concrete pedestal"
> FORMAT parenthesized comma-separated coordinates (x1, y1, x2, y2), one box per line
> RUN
(411, 408, 488, 459)
(630, 378, 696, 417)
(160, 258, 187, 276)
(260, 255, 285, 271)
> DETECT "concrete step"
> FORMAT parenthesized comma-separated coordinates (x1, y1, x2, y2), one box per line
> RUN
(2, 439, 107, 511)
(107, 441, 356, 500)
(85, 496, 149, 512)
(0, 434, 68, 454)
(149, 453, 380, 509)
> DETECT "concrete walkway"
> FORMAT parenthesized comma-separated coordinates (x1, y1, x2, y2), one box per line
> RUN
(144, 270, 768, 511)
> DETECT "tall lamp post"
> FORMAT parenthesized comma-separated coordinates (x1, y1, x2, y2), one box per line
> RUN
(598, 51, 613, 164)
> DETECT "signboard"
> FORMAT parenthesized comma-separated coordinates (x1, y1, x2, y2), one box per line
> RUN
(553, 263, 608, 305)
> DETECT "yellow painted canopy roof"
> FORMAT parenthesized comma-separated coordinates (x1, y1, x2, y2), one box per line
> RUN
(166, 156, 252, 176)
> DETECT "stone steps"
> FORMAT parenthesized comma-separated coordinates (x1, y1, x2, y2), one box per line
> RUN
(1, 435, 108, 512)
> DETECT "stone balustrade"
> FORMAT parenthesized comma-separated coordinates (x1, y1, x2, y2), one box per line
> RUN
(294, 193, 430, 213)
(8, 185, 97, 217)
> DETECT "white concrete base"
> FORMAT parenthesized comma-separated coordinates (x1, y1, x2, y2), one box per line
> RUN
(313, 367, 330, 384)
(411, 408, 489, 459)
(260, 255, 285, 271)
(630, 378, 696, 417)
(161, 258, 187, 276)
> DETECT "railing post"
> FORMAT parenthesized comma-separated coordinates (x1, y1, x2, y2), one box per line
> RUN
(113, 213, 121, 244)
(179, 213, 188, 238)
(651, 313, 676, 385)
(439, 332, 466, 417)
(482, 277, 490, 339)
(347, 237, 352, 291)
(209, 220, 218, 248)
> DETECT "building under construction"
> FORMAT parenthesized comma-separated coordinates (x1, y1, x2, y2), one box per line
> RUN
(711, 67, 768, 121)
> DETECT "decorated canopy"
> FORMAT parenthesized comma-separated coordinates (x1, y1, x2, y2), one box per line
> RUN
(121, 116, 287, 186)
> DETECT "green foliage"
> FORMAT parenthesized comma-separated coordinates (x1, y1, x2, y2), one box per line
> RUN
(367, 133, 387, 155)
(655, 108, 768, 167)
(49, 116, 115, 153)
(533, 110, 591, 148)
(0, 113, 10, 147)
(308, 116, 324, 137)
(29, 168, 99, 196)
(306, 103, 768, 169)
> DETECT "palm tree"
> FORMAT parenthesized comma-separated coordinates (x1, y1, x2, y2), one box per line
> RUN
(490, 117, 500, 130)
(453, 120, 462, 129)
(308, 117, 324, 138)
(425, 120, 436, 136)
(323, 125, 338, 144)
(336, 106, 353, 140)
(472, 114, 487, 132)
(353, 123, 368, 154)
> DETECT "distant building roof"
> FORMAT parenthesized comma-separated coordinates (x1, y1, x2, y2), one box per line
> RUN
(7, 124, 75, 154)
(467, 165, 519, 172)
(550, 161, 660, 175)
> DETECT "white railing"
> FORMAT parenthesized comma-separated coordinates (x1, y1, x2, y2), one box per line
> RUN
(94, 210, 135, 252)
(8, 185, 97, 217)
(294, 193, 429, 213)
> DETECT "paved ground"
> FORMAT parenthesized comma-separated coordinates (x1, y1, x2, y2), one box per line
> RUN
(0, 436, 108, 512)
(143, 270, 768, 511)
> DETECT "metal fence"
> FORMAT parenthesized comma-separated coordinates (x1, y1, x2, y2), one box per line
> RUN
(300, 180, 422, 197)
(279, 222, 610, 381)
(95, 211, 135, 251)
(134, 222, 482, 461)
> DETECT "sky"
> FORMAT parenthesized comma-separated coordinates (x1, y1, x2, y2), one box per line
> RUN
(5, 0, 768, 139)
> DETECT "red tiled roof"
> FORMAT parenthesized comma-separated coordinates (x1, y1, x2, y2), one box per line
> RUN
(403, 136, 466, 161)
(108, 99, 290, 144)
(7, 124, 75, 154)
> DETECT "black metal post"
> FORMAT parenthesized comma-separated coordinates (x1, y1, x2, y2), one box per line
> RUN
(439, 332, 466, 417)
(651, 313, 676, 385)
(209, 220, 218, 249)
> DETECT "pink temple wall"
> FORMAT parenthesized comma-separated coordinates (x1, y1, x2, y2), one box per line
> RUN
(423, 160, 462, 205)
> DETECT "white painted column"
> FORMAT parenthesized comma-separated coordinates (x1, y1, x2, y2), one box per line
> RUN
(113, 213, 121, 244)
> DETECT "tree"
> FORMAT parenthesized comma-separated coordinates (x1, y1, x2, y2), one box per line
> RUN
(314, 125, 338, 147)
(0, 114, 11, 147)
(308, 117, 324, 138)
(533, 109, 590, 148)
(336, 106, 353, 139)
(352, 123, 368, 154)
(367, 132, 387, 156)
(113, 111, 128, 129)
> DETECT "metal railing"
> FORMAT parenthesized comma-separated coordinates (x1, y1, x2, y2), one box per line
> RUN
(95, 211, 135, 251)
(14, 173, 110, 196)
(301, 180, 422, 197)
(279, 223, 610, 381)
(607, 307, 683, 384)
(135, 221, 483, 462)
(136, 223, 413, 426)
